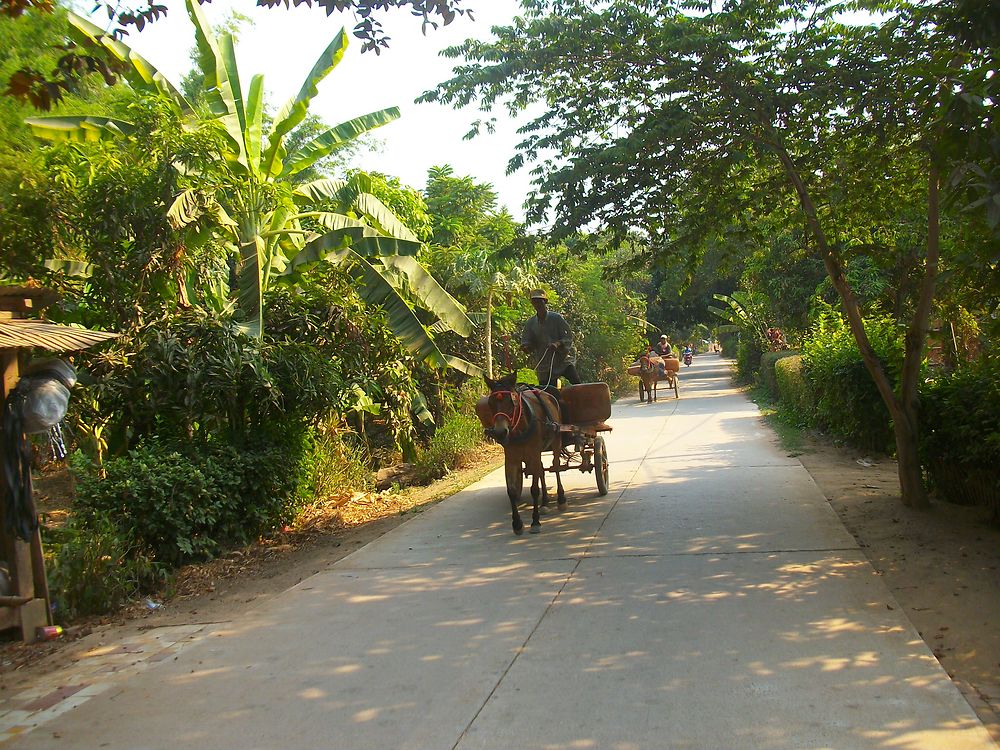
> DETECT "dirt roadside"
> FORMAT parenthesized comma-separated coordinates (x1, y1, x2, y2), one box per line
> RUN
(1, 430, 998, 743)
(797, 435, 1000, 742)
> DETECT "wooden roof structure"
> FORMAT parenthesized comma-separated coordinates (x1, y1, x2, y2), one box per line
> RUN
(0, 318, 119, 351)
(0, 284, 118, 352)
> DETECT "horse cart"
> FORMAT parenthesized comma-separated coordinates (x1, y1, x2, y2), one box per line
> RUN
(628, 352, 680, 402)
(477, 378, 612, 534)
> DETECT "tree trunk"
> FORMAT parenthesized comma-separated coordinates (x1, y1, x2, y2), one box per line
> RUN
(893, 163, 942, 509)
(771, 143, 929, 507)
(486, 287, 494, 379)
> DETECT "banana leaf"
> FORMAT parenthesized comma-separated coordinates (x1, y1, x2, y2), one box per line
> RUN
(293, 178, 351, 206)
(44, 259, 94, 278)
(411, 390, 435, 426)
(375, 254, 472, 336)
(261, 29, 350, 178)
(353, 193, 420, 242)
(282, 108, 401, 177)
(236, 235, 266, 339)
(444, 356, 485, 378)
(66, 12, 191, 113)
(25, 116, 135, 142)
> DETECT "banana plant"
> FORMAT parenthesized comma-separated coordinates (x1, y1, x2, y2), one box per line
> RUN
(27, 0, 479, 374)
(708, 291, 772, 349)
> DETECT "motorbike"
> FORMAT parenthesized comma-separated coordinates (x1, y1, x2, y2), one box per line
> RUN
(683, 350, 693, 366)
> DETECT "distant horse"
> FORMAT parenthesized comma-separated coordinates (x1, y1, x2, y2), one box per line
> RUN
(636, 352, 680, 402)
(638, 352, 661, 403)
(477, 373, 566, 535)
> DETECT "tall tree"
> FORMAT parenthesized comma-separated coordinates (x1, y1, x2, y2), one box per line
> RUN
(421, 0, 994, 507)
(422, 165, 529, 376)
(27, 0, 475, 372)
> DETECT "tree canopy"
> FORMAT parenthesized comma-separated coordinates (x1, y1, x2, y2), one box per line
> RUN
(420, 0, 998, 507)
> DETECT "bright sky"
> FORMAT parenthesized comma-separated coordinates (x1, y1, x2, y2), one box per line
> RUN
(86, 0, 533, 219)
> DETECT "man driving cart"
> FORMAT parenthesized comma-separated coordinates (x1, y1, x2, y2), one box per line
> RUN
(520, 289, 581, 388)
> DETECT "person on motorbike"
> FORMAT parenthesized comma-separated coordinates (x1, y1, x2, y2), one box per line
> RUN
(682, 343, 694, 366)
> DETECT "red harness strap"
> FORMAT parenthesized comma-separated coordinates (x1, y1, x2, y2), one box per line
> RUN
(490, 390, 524, 434)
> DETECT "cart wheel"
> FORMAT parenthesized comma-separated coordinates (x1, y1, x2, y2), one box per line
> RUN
(673, 376, 679, 399)
(505, 460, 523, 501)
(594, 437, 609, 496)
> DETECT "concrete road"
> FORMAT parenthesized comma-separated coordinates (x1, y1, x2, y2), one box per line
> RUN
(10, 355, 997, 749)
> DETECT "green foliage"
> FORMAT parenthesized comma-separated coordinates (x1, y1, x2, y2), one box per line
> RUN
(412, 411, 483, 485)
(759, 350, 801, 400)
(802, 311, 906, 453)
(305, 421, 374, 500)
(920, 354, 1000, 511)
(774, 355, 814, 427)
(43, 512, 165, 621)
(71, 431, 312, 566)
(538, 249, 645, 392)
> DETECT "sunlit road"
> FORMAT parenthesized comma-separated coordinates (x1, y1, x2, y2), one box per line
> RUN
(9, 354, 997, 749)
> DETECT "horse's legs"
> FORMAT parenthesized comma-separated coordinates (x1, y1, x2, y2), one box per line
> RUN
(529, 462, 543, 533)
(508, 464, 524, 535)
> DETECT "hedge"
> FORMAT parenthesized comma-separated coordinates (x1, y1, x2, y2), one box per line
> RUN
(759, 350, 802, 400)
(774, 355, 814, 425)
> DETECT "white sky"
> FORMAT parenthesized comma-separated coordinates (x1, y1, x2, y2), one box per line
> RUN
(86, 0, 533, 219)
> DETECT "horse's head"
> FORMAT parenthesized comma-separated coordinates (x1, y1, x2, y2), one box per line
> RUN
(639, 351, 654, 373)
(482, 373, 523, 444)
(484, 372, 518, 393)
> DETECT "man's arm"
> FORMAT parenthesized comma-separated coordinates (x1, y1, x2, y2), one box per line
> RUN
(556, 315, 573, 350)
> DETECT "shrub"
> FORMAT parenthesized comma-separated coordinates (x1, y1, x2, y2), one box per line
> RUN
(304, 421, 374, 501)
(412, 412, 484, 484)
(920, 354, 1000, 514)
(759, 350, 801, 399)
(43, 513, 165, 621)
(801, 312, 904, 452)
(71, 429, 313, 566)
(718, 331, 738, 358)
(735, 336, 765, 384)
(774, 355, 814, 425)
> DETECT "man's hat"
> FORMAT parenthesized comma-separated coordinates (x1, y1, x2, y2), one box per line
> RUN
(529, 289, 548, 302)
(659, 335, 668, 341)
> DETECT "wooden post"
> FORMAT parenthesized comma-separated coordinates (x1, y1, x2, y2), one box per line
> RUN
(0, 310, 51, 642)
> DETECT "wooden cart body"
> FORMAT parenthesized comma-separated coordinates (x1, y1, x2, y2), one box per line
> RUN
(628, 355, 679, 401)
(537, 382, 612, 495)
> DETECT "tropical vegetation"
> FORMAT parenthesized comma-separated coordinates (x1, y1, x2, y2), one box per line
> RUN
(0, 0, 996, 619)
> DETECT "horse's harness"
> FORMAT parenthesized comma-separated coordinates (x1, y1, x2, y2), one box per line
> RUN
(488, 386, 559, 447)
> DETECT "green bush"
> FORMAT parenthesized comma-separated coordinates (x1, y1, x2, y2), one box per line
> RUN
(801, 312, 904, 452)
(759, 350, 801, 399)
(305, 421, 374, 501)
(412, 412, 484, 485)
(774, 355, 814, 425)
(718, 331, 738, 358)
(43, 513, 165, 621)
(735, 336, 765, 383)
(920, 354, 1000, 513)
(72, 430, 312, 566)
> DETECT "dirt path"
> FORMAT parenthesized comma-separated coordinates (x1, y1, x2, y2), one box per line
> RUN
(797, 436, 1000, 741)
(2, 421, 998, 744)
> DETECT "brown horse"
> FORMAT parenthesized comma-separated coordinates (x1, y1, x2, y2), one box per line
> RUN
(637, 351, 679, 402)
(477, 373, 566, 535)
(638, 352, 661, 403)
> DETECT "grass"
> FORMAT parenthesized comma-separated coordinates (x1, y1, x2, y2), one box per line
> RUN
(749, 385, 810, 457)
